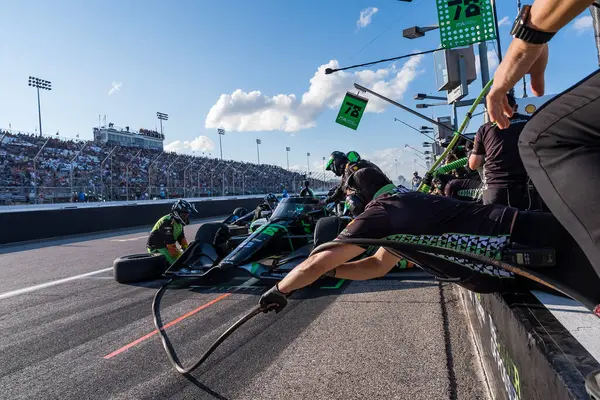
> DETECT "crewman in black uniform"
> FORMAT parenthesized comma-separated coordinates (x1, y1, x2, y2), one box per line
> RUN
(258, 167, 599, 315)
(324, 150, 383, 205)
(468, 93, 531, 209)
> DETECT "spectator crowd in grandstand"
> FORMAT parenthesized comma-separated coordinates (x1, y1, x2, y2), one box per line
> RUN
(0, 130, 332, 204)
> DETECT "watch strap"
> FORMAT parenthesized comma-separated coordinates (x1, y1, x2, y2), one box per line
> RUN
(512, 24, 556, 44)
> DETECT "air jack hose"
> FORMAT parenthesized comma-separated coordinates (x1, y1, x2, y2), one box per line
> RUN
(152, 279, 263, 375)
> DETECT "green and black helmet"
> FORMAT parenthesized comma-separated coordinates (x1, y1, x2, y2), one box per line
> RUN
(346, 151, 361, 163)
(171, 199, 198, 225)
(325, 151, 348, 177)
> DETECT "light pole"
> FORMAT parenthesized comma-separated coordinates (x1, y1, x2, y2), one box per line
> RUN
(165, 156, 180, 194)
(221, 163, 233, 196)
(126, 149, 143, 201)
(415, 99, 460, 131)
(148, 151, 165, 197)
(322, 156, 325, 177)
(100, 146, 117, 201)
(394, 118, 436, 141)
(306, 152, 310, 176)
(286, 147, 290, 170)
(183, 159, 196, 198)
(405, 144, 427, 157)
(157, 112, 168, 137)
(218, 128, 225, 160)
(69, 142, 88, 196)
(32, 137, 51, 198)
(28, 76, 51, 137)
(241, 165, 252, 194)
(210, 161, 225, 196)
(256, 139, 261, 164)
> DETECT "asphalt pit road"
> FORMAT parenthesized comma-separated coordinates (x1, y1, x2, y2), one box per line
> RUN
(131, 285, 339, 399)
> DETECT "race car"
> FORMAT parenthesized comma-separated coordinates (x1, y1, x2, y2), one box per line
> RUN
(222, 193, 280, 229)
(113, 195, 414, 285)
(163, 196, 348, 284)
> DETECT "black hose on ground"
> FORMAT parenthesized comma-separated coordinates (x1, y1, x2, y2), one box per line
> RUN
(152, 279, 263, 375)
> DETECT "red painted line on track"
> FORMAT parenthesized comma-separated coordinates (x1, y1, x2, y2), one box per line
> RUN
(103, 293, 231, 359)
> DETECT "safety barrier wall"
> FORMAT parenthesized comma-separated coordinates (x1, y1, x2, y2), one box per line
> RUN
(459, 287, 598, 400)
(0, 196, 264, 245)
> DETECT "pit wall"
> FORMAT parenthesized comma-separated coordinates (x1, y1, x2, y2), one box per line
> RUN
(459, 287, 599, 400)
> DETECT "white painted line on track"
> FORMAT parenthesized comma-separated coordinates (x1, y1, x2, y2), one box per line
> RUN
(110, 236, 148, 242)
(0, 267, 113, 300)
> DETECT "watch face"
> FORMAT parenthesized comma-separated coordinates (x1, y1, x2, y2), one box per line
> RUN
(511, 5, 530, 35)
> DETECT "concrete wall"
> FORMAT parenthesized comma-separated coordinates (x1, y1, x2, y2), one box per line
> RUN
(0, 197, 263, 244)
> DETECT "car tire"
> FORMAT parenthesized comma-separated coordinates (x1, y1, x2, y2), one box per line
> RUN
(314, 216, 348, 247)
(232, 207, 247, 218)
(113, 253, 167, 284)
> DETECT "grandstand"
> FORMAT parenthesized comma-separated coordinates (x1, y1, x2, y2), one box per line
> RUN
(0, 130, 335, 205)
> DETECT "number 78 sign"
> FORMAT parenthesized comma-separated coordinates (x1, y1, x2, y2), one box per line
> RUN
(335, 92, 369, 130)
(438, 0, 497, 49)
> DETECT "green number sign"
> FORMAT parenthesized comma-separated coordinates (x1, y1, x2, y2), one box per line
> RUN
(437, 0, 497, 49)
(335, 92, 368, 130)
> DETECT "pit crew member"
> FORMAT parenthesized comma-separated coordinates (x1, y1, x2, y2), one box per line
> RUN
(323, 150, 384, 205)
(259, 167, 598, 313)
(299, 180, 315, 197)
(147, 199, 197, 265)
(486, 0, 600, 278)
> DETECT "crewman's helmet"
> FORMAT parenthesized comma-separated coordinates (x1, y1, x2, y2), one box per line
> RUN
(264, 193, 278, 209)
(171, 199, 198, 225)
(326, 151, 348, 177)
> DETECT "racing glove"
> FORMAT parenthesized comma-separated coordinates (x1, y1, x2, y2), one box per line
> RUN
(180, 237, 189, 251)
(259, 284, 290, 313)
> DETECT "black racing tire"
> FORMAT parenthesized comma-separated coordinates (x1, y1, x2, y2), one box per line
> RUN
(232, 207, 247, 218)
(113, 253, 167, 284)
(314, 216, 349, 247)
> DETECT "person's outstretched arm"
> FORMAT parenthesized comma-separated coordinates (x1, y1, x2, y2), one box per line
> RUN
(488, 0, 596, 128)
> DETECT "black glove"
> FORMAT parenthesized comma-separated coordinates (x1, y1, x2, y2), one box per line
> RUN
(259, 284, 289, 313)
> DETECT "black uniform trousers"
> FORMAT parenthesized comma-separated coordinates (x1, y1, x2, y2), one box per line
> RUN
(519, 68, 600, 279)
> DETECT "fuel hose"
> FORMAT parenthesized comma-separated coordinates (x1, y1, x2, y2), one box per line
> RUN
(433, 157, 468, 176)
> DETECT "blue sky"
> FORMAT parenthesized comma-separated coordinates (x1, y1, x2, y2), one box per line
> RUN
(1, 0, 599, 180)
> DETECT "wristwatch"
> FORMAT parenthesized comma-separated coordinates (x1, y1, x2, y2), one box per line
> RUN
(510, 5, 556, 44)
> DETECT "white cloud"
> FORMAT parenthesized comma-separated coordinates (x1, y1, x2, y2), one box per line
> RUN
(108, 82, 122, 95)
(574, 15, 593, 33)
(205, 55, 424, 133)
(357, 7, 379, 29)
(164, 136, 215, 153)
(475, 50, 500, 76)
(497, 16, 510, 26)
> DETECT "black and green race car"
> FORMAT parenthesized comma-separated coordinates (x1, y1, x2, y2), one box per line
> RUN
(163, 195, 416, 285)
(164, 196, 344, 283)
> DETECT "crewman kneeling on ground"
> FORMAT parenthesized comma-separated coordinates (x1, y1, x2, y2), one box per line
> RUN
(147, 199, 197, 265)
(259, 167, 600, 315)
